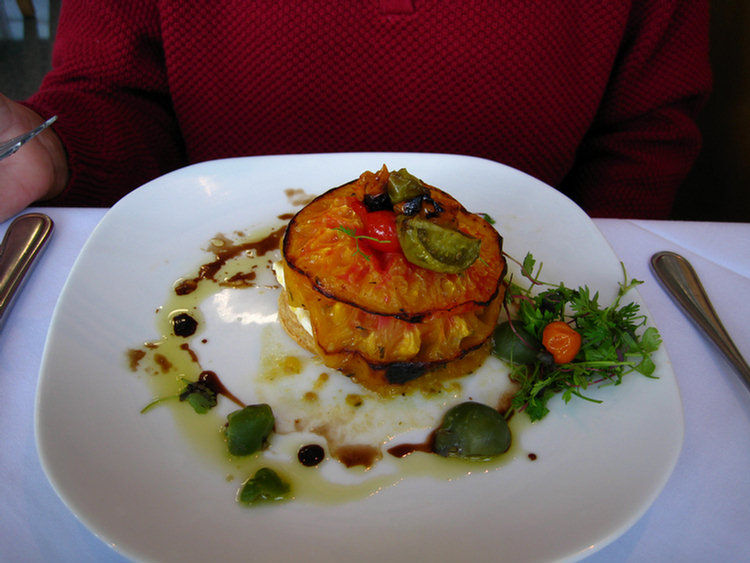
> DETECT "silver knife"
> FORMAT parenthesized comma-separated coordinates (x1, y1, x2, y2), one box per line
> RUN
(0, 213, 54, 329)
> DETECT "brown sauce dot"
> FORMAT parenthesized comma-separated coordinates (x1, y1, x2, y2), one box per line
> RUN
(222, 271, 257, 288)
(153, 354, 173, 373)
(179, 342, 200, 363)
(333, 444, 381, 468)
(387, 442, 433, 458)
(345, 394, 363, 407)
(126, 349, 146, 371)
(387, 428, 438, 458)
(198, 370, 245, 408)
(174, 279, 198, 295)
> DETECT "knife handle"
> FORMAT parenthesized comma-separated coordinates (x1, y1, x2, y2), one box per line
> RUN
(0, 213, 54, 327)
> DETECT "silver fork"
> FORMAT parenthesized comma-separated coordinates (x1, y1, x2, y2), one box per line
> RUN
(0, 115, 58, 161)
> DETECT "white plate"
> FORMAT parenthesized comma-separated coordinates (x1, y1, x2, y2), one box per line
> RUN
(36, 153, 683, 563)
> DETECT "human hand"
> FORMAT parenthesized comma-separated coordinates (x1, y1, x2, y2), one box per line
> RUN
(0, 93, 68, 222)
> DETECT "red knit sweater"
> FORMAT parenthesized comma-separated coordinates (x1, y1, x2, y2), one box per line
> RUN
(25, 0, 711, 218)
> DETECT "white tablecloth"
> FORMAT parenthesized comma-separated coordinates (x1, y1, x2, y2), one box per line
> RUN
(1, 209, 749, 563)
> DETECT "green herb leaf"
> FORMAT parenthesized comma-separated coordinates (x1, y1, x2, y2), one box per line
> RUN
(140, 377, 219, 415)
(641, 326, 662, 354)
(237, 467, 291, 506)
(225, 404, 275, 457)
(179, 380, 218, 414)
(521, 252, 537, 279)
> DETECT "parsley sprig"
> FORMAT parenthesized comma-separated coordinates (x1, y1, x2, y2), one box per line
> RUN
(501, 253, 662, 421)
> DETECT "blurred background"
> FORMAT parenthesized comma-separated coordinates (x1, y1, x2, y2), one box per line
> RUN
(1, 0, 748, 222)
(673, 1, 750, 222)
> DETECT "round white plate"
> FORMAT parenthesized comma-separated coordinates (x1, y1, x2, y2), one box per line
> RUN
(36, 153, 683, 563)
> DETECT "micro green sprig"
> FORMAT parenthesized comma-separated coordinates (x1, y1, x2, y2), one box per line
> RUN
(497, 252, 662, 421)
(334, 225, 391, 261)
(140, 377, 218, 414)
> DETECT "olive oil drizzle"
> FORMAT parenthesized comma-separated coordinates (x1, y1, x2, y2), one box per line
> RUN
(127, 218, 525, 508)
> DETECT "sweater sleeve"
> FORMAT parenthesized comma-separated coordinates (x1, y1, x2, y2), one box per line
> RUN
(558, 0, 712, 218)
(21, 1, 185, 207)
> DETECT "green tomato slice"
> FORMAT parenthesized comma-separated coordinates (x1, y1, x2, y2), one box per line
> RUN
(387, 168, 428, 204)
(396, 215, 480, 273)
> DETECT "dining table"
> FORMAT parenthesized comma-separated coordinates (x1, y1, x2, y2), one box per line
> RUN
(1, 206, 749, 563)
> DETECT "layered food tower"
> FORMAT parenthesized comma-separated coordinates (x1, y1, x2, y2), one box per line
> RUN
(277, 166, 507, 393)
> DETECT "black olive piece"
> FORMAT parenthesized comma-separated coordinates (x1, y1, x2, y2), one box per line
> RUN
(422, 197, 445, 218)
(363, 192, 393, 212)
(384, 362, 427, 384)
(172, 312, 198, 337)
(401, 195, 424, 216)
(298, 444, 325, 466)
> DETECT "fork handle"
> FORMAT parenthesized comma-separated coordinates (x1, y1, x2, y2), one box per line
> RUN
(651, 251, 750, 392)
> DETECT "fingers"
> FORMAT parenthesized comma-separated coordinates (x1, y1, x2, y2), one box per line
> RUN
(0, 94, 68, 222)
(0, 92, 41, 137)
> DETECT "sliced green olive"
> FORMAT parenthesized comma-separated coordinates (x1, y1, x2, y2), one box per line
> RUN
(387, 168, 428, 204)
(432, 402, 511, 459)
(237, 467, 290, 506)
(225, 404, 275, 457)
(492, 321, 541, 365)
(396, 215, 480, 273)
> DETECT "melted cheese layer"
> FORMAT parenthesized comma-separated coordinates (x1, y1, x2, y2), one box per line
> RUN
(273, 260, 313, 336)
